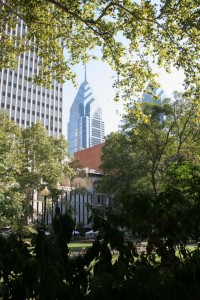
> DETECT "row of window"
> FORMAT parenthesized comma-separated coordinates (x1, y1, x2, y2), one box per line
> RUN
(2, 71, 62, 91)
(1, 104, 62, 119)
(1, 100, 62, 112)
(1, 87, 62, 99)
(1, 96, 62, 110)
(11, 117, 62, 132)
(1, 101, 62, 112)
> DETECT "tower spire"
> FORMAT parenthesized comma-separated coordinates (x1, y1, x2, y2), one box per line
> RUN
(84, 64, 87, 82)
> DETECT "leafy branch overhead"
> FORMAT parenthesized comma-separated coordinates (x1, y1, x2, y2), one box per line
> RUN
(0, 0, 199, 97)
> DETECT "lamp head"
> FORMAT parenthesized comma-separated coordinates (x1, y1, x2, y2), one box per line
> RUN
(42, 186, 49, 197)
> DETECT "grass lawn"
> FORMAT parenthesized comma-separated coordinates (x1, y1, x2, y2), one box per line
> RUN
(68, 242, 92, 249)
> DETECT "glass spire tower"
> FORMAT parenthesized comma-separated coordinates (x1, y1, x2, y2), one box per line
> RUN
(68, 68, 105, 156)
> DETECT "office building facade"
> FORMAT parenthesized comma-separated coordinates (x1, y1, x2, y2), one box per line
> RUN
(0, 18, 63, 138)
(68, 76, 105, 156)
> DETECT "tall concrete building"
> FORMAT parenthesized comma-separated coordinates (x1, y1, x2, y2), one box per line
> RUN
(68, 70, 105, 156)
(0, 18, 63, 138)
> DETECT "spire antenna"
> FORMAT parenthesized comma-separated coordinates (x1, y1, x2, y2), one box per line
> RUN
(84, 64, 87, 82)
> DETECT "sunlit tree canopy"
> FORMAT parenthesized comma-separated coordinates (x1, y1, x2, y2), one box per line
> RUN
(0, 0, 199, 98)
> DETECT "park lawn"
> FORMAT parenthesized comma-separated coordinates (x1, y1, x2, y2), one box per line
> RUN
(69, 242, 92, 249)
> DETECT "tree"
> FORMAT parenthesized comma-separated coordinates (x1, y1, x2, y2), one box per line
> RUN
(0, 116, 73, 229)
(100, 94, 200, 232)
(0, 0, 199, 98)
(17, 122, 72, 224)
(1, 202, 200, 299)
(0, 113, 25, 228)
(102, 94, 200, 195)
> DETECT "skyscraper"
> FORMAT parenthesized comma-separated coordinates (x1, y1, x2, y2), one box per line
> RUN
(0, 18, 63, 138)
(68, 69, 105, 156)
(141, 86, 166, 104)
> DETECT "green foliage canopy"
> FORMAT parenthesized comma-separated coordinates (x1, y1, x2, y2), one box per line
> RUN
(100, 93, 200, 199)
(0, 0, 199, 97)
(0, 114, 73, 228)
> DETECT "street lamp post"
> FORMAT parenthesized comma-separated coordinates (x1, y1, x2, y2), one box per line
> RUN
(42, 187, 49, 225)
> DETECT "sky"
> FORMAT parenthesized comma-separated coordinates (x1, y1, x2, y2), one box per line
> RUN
(63, 59, 185, 138)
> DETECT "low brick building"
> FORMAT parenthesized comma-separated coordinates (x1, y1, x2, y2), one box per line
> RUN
(74, 143, 104, 173)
